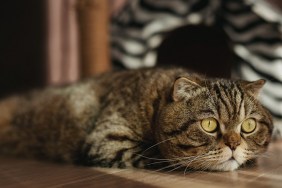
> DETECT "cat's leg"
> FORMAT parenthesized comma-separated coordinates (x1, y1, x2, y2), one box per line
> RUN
(81, 113, 159, 168)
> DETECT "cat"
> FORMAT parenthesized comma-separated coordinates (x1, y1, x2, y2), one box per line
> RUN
(0, 67, 273, 171)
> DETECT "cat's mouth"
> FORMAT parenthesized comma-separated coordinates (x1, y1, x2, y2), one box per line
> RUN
(219, 157, 238, 164)
(226, 149, 240, 163)
(226, 155, 240, 164)
(206, 155, 240, 171)
(229, 156, 236, 161)
(220, 155, 239, 165)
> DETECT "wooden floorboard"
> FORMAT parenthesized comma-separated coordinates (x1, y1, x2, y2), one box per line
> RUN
(0, 141, 282, 188)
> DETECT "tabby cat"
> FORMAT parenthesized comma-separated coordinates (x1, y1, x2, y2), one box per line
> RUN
(0, 68, 273, 171)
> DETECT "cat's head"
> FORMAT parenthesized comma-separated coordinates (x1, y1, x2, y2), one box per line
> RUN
(155, 76, 273, 171)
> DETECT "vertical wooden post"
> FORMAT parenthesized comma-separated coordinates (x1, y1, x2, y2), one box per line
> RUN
(47, 0, 80, 85)
(77, 0, 111, 77)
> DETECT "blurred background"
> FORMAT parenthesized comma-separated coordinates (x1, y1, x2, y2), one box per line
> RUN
(0, 0, 281, 98)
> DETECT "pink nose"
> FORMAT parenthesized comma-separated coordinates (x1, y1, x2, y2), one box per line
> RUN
(223, 132, 241, 150)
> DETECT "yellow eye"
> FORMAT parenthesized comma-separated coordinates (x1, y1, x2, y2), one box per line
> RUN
(241, 118, 256, 133)
(201, 118, 218, 133)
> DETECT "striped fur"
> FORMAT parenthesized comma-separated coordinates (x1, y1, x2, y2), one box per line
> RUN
(111, 0, 282, 136)
(0, 68, 273, 171)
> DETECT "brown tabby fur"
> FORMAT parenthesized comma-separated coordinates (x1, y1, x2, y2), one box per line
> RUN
(0, 68, 273, 171)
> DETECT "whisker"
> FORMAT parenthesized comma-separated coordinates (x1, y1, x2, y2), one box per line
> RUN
(136, 154, 173, 162)
(167, 164, 184, 173)
(152, 162, 183, 172)
(198, 160, 214, 171)
(144, 155, 202, 168)
(142, 138, 174, 154)
(150, 154, 208, 173)
(183, 153, 211, 175)
(145, 160, 172, 166)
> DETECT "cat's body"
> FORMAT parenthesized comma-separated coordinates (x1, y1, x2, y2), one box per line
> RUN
(0, 68, 273, 171)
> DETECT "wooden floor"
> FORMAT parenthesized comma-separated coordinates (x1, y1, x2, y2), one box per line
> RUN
(1, 141, 282, 188)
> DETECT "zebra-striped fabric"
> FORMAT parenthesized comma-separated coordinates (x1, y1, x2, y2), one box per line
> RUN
(110, 0, 282, 131)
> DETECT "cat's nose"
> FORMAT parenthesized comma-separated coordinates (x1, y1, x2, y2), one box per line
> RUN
(223, 132, 241, 150)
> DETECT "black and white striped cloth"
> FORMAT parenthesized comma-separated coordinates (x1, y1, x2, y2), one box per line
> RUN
(111, 0, 282, 134)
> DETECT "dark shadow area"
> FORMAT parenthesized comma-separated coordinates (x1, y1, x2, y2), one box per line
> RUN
(157, 25, 233, 79)
(0, 0, 46, 98)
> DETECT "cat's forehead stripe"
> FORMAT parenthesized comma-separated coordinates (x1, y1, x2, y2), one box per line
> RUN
(209, 80, 245, 121)
(212, 83, 232, 119)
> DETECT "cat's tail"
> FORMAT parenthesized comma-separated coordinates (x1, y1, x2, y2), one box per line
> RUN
(0, 96, 22, 155)
(0, 96, 19, 130)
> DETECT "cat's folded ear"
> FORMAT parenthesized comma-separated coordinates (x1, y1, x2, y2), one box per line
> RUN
(240, 79, 266, 98)
(172, 77, 202, 101)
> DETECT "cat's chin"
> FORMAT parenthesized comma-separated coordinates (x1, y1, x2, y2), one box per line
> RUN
(210, 159, 240, 172)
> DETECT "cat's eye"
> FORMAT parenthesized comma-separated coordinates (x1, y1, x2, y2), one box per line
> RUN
(241, 118, 256, 133)
(201, 118, 218, 133)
